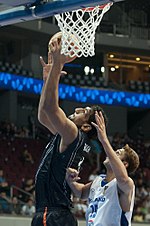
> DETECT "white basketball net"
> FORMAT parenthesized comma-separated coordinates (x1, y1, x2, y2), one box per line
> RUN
(55, 3, 113, 58)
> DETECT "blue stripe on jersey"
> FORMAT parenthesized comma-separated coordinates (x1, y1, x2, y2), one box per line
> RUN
(121, 211, 129, 226)
(100, 174, 106, 179)
(101, 180, 108, 187)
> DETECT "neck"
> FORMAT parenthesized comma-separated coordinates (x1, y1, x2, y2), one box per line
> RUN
(105, 169, 115, 182)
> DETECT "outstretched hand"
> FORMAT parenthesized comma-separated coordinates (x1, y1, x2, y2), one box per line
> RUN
(40, 52, 67, 82)
(66, 168, 80, 184)
(49, 37, 76, 64)
(91, 111, 107, 143)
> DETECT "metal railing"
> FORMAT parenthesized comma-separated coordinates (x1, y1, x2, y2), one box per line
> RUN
(10, 185, 34, 203)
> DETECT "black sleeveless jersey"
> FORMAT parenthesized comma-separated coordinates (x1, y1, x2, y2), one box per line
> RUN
(35, 130, 91, 210)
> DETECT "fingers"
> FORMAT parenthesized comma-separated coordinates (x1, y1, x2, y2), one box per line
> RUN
(91, 122, 98, 129)
(66, 168, 78, 175)
(91, 111, 106, 133)
(95, 111, 104, 126)
(40, 56, 46, 67)
(49, 38, 61, 54)
(95, 111, 102, 127)
(48, 52, 52, 64)
(49, 40, 57, 52)
(66, 168, 80, 182)
(99, 111, 105, 124)
(40, 53, 52, 70)
(60, 71, 67, 76)
(49, 42, 55, 52)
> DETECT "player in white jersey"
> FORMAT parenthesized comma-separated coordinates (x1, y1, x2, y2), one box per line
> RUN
(66, 111, 140, 226)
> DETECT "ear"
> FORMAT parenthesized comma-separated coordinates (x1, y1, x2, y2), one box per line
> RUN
(123, 161, 129, 169)
(81, 123, 92, 132)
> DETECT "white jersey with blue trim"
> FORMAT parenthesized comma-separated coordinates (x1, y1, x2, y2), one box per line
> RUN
(86, 174, 135, 226)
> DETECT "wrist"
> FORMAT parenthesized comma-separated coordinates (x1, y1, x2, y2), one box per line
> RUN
(52, 58, 65, 68)
(51, 62, 64, 73)
(100, 137, 109, 145)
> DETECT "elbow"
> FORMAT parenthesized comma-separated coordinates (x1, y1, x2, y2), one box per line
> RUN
(118, 176, 129, 185)
(38, 112, 43, 124)
(40, 101, 57, 116)
(38, 101, 51, 119)
(38, 108, 46, 124)
(38, 106, 55, 124)
(38, 111, 42, 123)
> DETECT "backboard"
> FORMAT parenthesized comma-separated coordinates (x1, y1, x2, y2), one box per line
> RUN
(0, 0, 124, 26)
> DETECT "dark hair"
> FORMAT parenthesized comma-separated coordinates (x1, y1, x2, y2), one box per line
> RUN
(86, 105, 108, 138)
(123, 144, 140, 174)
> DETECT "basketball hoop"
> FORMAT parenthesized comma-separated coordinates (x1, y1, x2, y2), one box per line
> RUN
(54, 3, 113, 58)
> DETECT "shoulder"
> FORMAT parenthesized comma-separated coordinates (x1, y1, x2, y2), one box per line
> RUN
(92, 174, 105, 184)
(70, 130, 91, 151)
(79, 130, 92, 152)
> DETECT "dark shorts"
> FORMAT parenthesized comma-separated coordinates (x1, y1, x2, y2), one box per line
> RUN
(31, 208, 78, 226)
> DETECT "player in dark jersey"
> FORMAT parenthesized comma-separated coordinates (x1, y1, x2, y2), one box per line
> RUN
(31, 32, 107, 226)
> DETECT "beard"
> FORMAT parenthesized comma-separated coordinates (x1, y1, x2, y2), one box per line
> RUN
(68, 114, 81, 129)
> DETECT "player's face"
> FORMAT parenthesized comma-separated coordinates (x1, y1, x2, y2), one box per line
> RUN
(103, 148, 125, 165)
(68, 107, 92, 127)
(115, 149, 125, 160)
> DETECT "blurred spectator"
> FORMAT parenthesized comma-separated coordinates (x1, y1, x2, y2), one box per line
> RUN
(133, 207, 144, 222)
(24, 179, 35, 194)
(10, 196, 22, 215)
(0, 192, 11, 214)
(0, 181, 10, 196)
(21, 178, 35, 202)
(21, 149, 34, 165)
(21, 198, 35, 216)
(145, 207, 150, 222)
(0, 121, 16, 137)
(136, 185, 149, 203)
(17, 126, 29, 138)
(0, 169, 10, 196)
(140, 200, 149, 221)
(0, 169, 6, 184)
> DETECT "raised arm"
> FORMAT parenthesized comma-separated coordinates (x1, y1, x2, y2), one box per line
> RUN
(92, 111, 134, 194)
(39, 37, 78, 149)
(38, 52, 57, 134)
(66, 168, 92, 200)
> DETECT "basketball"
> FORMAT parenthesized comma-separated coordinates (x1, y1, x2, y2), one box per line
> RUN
(48, 32, 78, 63)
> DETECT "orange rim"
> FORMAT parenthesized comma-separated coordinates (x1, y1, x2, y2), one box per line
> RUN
(82, 3, 111, 12)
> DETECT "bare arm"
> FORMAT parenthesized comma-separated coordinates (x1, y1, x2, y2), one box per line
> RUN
(38, 53, 57, 134)
(66, 168, 92, 199)
(39, 40, 78, 149)
(38, 53, 68, 134)
(92, 111, 134, 194)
